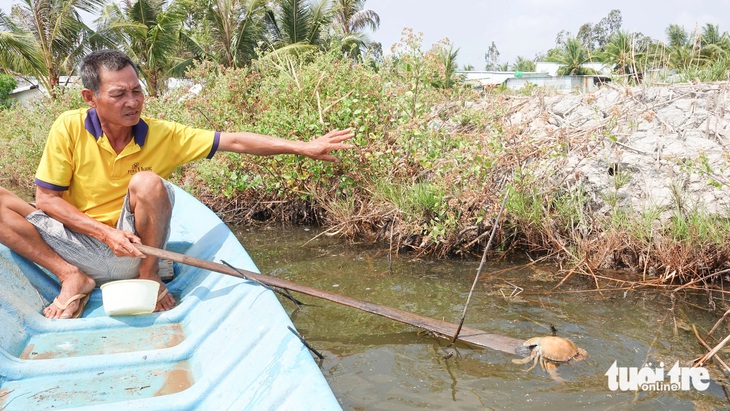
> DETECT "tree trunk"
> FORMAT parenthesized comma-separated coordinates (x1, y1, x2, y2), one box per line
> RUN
(147, 70, 159, 97)
(48, 66, 60, 100)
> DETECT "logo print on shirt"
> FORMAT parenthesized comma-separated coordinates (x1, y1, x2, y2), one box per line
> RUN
(128, 162, 152, 175)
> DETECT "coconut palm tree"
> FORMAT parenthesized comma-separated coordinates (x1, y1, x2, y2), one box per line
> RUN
(666, 24, 689, 48)
(547, 37, 596, 75)
(330, 0, 379, 59)
(96, 0, 202, 96)
(701, 24, 724, 46)
(331, 0, 377, 35)
(431, 43, 459, 88)
(647, 23, 730, 81)
(512, 56, 535, 72)
(661, 24, 697, 70)
(263, 0, 331, 56)
(699, 23, 730, 61)
(0, 0, 105, 99)
(203, 0, 267, 67)
(599, 30, 644, 82)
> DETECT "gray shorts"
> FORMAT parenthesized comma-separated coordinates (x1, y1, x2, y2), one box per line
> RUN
(26, 180, 175, 285)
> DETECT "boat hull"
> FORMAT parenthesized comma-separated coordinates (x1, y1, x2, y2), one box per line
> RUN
(0, 185, 340, 410)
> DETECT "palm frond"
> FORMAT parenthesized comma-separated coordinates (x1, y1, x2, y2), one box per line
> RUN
(307, 0, 331, 44)
(0, 0, 106, 97)
(267, 0, 330, 49)
(0, 28, 44, 75)
(348, 9, 378, 33)
(207, 0, 266, 67)
(264, 41, 317, 57)
(280, 0, 309, 44)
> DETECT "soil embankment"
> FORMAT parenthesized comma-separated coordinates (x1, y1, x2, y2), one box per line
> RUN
(503, 82, 730, 221)
(428, 82, 730, 279)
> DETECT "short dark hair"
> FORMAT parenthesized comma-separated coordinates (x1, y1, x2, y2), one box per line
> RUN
(79, 50, 138, 94)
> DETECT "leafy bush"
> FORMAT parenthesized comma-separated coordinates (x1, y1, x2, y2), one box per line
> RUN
(0, 75, 17, 109)
(0, 88, 86, 193)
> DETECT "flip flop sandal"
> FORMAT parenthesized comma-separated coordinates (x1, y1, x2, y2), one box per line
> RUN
(157, 288, 169, 302)
(52, 293, 90, 319)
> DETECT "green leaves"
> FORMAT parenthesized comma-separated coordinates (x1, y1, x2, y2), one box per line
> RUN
(0, 74, 16, 109)
(95, 0, 193, 96)
(547, 37, 596, 76)
(0, 0, 104, 98)
(206, 0, 267, 68)
(265, 0, 330, 51)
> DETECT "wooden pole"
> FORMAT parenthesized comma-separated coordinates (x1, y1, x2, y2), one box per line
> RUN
(135, 243, 528, 356)
(451, 189, 509, 344)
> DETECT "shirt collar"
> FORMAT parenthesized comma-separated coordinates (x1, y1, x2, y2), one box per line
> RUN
(84, 108, 148, 147)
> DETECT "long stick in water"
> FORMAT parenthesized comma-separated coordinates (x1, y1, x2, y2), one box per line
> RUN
(134, 243, 527, 356)
(451, 189, 510, 344)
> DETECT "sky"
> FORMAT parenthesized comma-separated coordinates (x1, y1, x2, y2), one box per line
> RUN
(1, 0, 729, 69)
(365, 0, 730, 68)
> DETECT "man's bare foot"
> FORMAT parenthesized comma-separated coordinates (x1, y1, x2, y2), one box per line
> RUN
(155, 284, 175, 312)
(43, 269, 96, 319)
(139, 259, 175, 312)
(139, 272, 174, 312)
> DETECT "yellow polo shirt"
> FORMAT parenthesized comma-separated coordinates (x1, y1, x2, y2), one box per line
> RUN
(35, 108, 220, 226)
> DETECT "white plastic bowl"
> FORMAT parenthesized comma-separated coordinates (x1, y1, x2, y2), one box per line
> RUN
(100, 279, 160, 316)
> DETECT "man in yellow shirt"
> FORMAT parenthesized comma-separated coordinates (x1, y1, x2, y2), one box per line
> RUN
(0, 50, 353, 319)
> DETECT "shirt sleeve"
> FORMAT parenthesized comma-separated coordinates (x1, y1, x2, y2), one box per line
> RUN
(35, 115, 74, 191)
(162, 120, 220, 165)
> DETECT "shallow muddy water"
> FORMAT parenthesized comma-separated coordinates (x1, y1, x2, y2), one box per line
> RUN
(248, 226, 730, 409)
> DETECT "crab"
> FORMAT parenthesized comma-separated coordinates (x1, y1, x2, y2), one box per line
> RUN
(511, 336, 588, 382)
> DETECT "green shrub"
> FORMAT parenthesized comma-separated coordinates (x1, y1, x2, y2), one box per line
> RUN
(0, 88, 86, 192)
(0, 75, 17, 109)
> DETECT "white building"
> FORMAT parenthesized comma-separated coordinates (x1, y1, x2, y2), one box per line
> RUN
(535, 62, 612, 77)
(8, 76, 82, 104)
(458, 62, 612, 93)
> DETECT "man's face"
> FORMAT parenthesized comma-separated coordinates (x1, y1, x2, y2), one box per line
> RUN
(85, 65, 145, 130)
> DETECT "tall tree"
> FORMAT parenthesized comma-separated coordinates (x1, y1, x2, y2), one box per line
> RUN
(576, 23, 593, 50)
(599, 30, 641, 81)
(593, 9, 622, 49)
(544, 30, 570, 61)
(204, 0, 267, 67)
(0, 0, 104, 99)
(547, 37, 595, 75)
(96, 0, 200, 96)
(264, 0, 331, 55)
(484, 41, 500, 70)
(330, 0, 379, 60)
(554, 30, 570, 48)
(575, 9, 622, 51)
(512, 56, 535, 72)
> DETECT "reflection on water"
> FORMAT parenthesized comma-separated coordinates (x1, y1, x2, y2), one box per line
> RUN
(234, 225, 730, 410)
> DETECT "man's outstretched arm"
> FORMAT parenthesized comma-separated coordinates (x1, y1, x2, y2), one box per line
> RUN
(217, 129, 355, 162)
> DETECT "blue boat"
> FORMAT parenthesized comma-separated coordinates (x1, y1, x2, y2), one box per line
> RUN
(0, 184, 341, 410)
